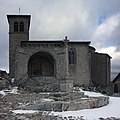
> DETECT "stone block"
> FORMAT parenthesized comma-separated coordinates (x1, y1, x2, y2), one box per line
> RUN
(53, 102, 63, 112)
(88, 99, 99, 108)
(60, 79, 73, 92)
(32, 102, 53, 111)
(0, 79, 9, 90)
(77, 100, 90, 110)
(63, 102, 78, 111)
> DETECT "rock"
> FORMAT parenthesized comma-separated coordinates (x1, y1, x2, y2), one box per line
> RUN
(99, 117, 120, 120)
(53, 102, 63, 112)
(17, 116, 26, 120)
(32, 102, 53, 111)
(64, 102, 78, 111)
(0, 79, 10, 90)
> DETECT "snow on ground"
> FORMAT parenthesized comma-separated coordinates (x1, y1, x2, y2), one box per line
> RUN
(40, 98, 55, 102)
(9, 87, 18, 94)
(0, 90, 6, 97)
(52, 91, 120, 120)
(84, 90, 104, 97)
(0, 87, 18, 96)
(12, 110, 39, 114)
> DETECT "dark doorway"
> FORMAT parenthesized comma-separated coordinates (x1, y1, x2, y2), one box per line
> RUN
(114, 84, 119, 93)
(28, 51, 55, 77)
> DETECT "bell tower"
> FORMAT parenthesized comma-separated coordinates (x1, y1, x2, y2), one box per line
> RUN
(7, 15, 31, 78)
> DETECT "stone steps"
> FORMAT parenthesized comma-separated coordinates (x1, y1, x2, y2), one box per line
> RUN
(0, 91, 109, 112)
(17, 77, 61, 92)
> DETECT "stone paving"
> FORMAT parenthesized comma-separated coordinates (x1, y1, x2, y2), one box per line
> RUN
(0, 89, 119, 120)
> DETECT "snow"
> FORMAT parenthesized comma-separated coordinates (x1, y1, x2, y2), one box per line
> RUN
(52, 91, 120, 119)
(84, 90, 105, 97)
(11, 78, 15, 83)
(40, 98, 55, 102)
(0, 87, 18, 97)
(10, 87, 18, 94)
(12, 110, 38, 114)
(0, 90, 6, 97)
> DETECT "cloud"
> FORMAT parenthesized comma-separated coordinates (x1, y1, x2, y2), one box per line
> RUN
(30, 0, 96, 39)
(91, 13, 120, 48)
(91, 13, 120, 79)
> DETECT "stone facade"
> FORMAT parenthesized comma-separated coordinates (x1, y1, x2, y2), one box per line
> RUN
(91, 52, 111, 88)
(113, 73, 120, 93)
(0, 90, 109, 112)
(0, 70, 9, 79)
(7, 15, 30, 78)
(7, 14, 111, 92)
(0, 70, 9, 90)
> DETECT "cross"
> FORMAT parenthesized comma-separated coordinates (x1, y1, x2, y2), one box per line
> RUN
(65, 36, 68, 40)
(63, 36, 69, 42)
(19, 7, 21, 15)
(63, 36, 69, 77)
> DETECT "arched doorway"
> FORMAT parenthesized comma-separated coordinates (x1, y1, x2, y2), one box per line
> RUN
(28, 51, 55, 77)
(114, 84, 119, 93)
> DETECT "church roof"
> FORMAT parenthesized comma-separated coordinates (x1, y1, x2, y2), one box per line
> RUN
(113, 73, 120, 83)
(21, 40, 91, 44)
(93, 52, 112, 58)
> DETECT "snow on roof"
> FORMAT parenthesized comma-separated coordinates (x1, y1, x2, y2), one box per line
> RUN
(22, 39, 91, 44)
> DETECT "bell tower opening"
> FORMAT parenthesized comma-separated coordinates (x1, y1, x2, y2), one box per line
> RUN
(28, 51, 55, 78)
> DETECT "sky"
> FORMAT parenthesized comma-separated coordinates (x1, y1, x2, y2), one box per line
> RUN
(0, 0, 120, 80)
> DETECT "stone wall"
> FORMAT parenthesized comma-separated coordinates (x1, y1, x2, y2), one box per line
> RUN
(113, 73, 120, 93)
(91, 52, 111, 88)
(7, 15, 30, 78)
(31, 96, 109, 112)
(14, 41, 91, 92)
(0, 89, 110, 120)
(69, 43, 90, 86)
(15, 42, 66, 81)
(1, 91, 109, 112)
(15, 41, 90, 90)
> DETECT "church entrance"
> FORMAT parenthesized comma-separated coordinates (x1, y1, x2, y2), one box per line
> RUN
(28, 51, 55, 78)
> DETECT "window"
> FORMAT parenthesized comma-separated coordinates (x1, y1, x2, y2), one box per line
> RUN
(68, 48, 76, 64)
(14, 22, 18, 32)
(20, 22, 24, 32)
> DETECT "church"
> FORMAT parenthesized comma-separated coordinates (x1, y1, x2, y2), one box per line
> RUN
(7, 14, 111, 92)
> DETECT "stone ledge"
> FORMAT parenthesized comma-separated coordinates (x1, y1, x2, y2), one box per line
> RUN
(30, 92, 109, 112)
(0, 91, 109, 113)
(32, 96, 109, 112)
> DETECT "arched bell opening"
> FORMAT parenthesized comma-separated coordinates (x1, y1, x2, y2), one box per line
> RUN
(28, 51, 55, 78)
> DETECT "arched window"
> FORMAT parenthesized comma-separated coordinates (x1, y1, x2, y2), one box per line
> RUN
(20, 22, 24, 32)
(68, 48, 76, 64)
(14, 22, 18, 32)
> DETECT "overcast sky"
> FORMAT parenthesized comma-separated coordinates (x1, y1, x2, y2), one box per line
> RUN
(0, 0, 120, 80)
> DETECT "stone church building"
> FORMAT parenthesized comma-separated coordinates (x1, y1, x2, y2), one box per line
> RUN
(7, 15, 111, 92)
(113, 73, 120, 93)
